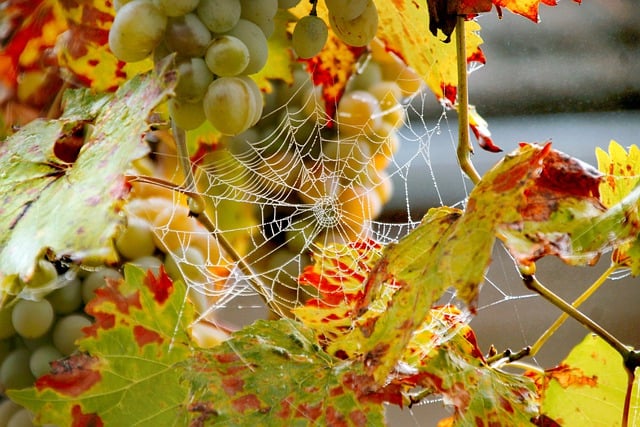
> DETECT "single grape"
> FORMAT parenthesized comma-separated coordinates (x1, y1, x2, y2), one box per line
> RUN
(153, 0, 199, 16)
(325, 0, 369, 20)
(346, 61, 382, 92)
(29, 345, 63, 378)
(168, 98, 207, 130)
(205, 35, 250, 77)
(175, 58, 214, 102)
(328, 0, 378, 47)
(224, 19, 268, 75)
(0, 399, 22, 426)
(6, 408, 35, 427)
(239, 76, 264, 125)
(52, 314, 93, 356)
(115, 216, 156, 260)
(129, 256, 163, 276)
(81, 268, 123, 304)
(0, 306, 16, 340)
(164, 13, 212, 57)
(203, 77, 262, 135)
(336, 90, 383, 137)
(197, 0, 241, 33)
(0, 348, 35, 390)
(108, 0, 167, 63)
(369, 81, 405, 127)
(11, 299, 54, 339)
(46, 277, 83, 315)
(292, 15, 328, 59)
(239, 0, 278, 37)
(164, 246, 207, 285)
(277, 0, 301, 8)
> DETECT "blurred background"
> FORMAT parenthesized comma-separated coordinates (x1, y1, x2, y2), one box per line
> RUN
(385, 0, 640, 424)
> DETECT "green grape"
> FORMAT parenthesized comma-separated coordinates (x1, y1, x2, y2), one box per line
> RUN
(164, 13, 212, 57)
(52, 314, 93, 356)
(292, 15, 328, 59)
(174, 58, 214, 102)
(29, 345, 63, 378)
(6, 409, 33, 427)
(108, 0, 168, 63)
(328, 0, 378, 47)
(239, 76, 264, 125)
(46, 277, 82, 315)
(153, 0, 199, 16)
(205, 35, 250, 77)
(336, 90, 382, 137)
(224, 19, 268, 75)
(168, 98, 207, 130)
(197, 0, 241, 33)
(239, 0, 278, 37)
(0, 399, 22, 427)
(325, 0, 369, 20)
(115, 216, 156, 260)
(164, 246, 207, 284)
(277, 0, 301, 8)
(203, 76, 262, 135)
(346, 61, 382, 92)
(129, 256, 163, 276)
(11, 299, 54, 339)
(81, 268, 123, 304)
(0, 306, 16, 340)
(0, 348, 35, 390)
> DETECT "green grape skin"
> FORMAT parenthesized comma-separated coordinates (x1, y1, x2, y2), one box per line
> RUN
(197, 0, 241, 33)
(0, 399, 22, 426)
(277, 0, 301, 8)
(203, 76, 261, 135)
(224, 19, 268, 75)
(108, 0, 168, 63)
(168, 98, 207, 130)
(0, 306, 16, 340)
(46, 277, 83, 315)
(205, 35, 250, 77)
(239, 0, 278, 37)
(239, 76, 264, 126)
(328, 0, 378, 47)
(346, 61, 382, 92)
(0, 348, 35, 390)
(292, 15, 328, 59)
(6, 408, 33, 427)
(11, 299, 55, 339)
(29, 345, 63, 378)
(52, 314, 93, 356)
(153, 0, 199, 16)
(164, 13, 212, 58)
(325, 0, 369, 20)
(174, 58, 214, 102)
(336, 90, 382, 137)
(81, 268, 123, 304)
(129, 256, 163, 276)
(115, 216, 156, 260)
(164, 246, 207, 284)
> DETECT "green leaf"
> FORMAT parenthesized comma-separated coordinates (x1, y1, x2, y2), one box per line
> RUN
(0, 67, 176, 299)
(533, 334, 640, 426)
(9, 265, 192, 427)
(185, 319, 386, 426)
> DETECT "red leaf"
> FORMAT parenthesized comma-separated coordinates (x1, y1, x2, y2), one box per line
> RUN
(143, 266, 173, 305)
(35, 353, 102, 397)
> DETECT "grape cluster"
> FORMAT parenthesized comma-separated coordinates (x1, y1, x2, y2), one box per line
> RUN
(109, 0, 292, 135)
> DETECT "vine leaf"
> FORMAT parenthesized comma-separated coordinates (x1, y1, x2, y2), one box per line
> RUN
(8, 265, 192, 426)
(185, 319, 386, 426)
(0, 67, 176, 300)
(596, 141, 640, 274)
(527, 334, 640, 426)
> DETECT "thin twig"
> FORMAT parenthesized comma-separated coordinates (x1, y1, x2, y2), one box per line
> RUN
(455, 15, 481, 185)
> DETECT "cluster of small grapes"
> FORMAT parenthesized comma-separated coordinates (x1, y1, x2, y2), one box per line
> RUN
(109, 0, 298, 136)
(0, 260, 119, 426)
(291, 0, 378, 59)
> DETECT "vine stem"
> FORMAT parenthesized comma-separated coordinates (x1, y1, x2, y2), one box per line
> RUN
(455, 15, 481, 185)
(528, 263, 618, 356)
(168, 124, 287, 319)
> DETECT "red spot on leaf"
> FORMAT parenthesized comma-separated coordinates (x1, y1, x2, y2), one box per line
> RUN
(144, 266, 173, 305)
(222, 376, 244, 396)
(231, 394, 262, 413)
(36, 354, 101, 397)
(546, 363, 598, 388)
(133, 325, 163, 348)
(216, 352, 241, 364)
(71, 404, 103, 427)
(326, 406, 348, 427)
(349, 409, 368, 427)
(296, 402, 322, 421)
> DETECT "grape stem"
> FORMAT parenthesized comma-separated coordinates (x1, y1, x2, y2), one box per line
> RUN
(169, 123, 288, 319)
(455, 16, 481, 185)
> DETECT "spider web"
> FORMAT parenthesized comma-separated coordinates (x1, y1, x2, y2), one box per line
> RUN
(138, 56, 638, 424)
